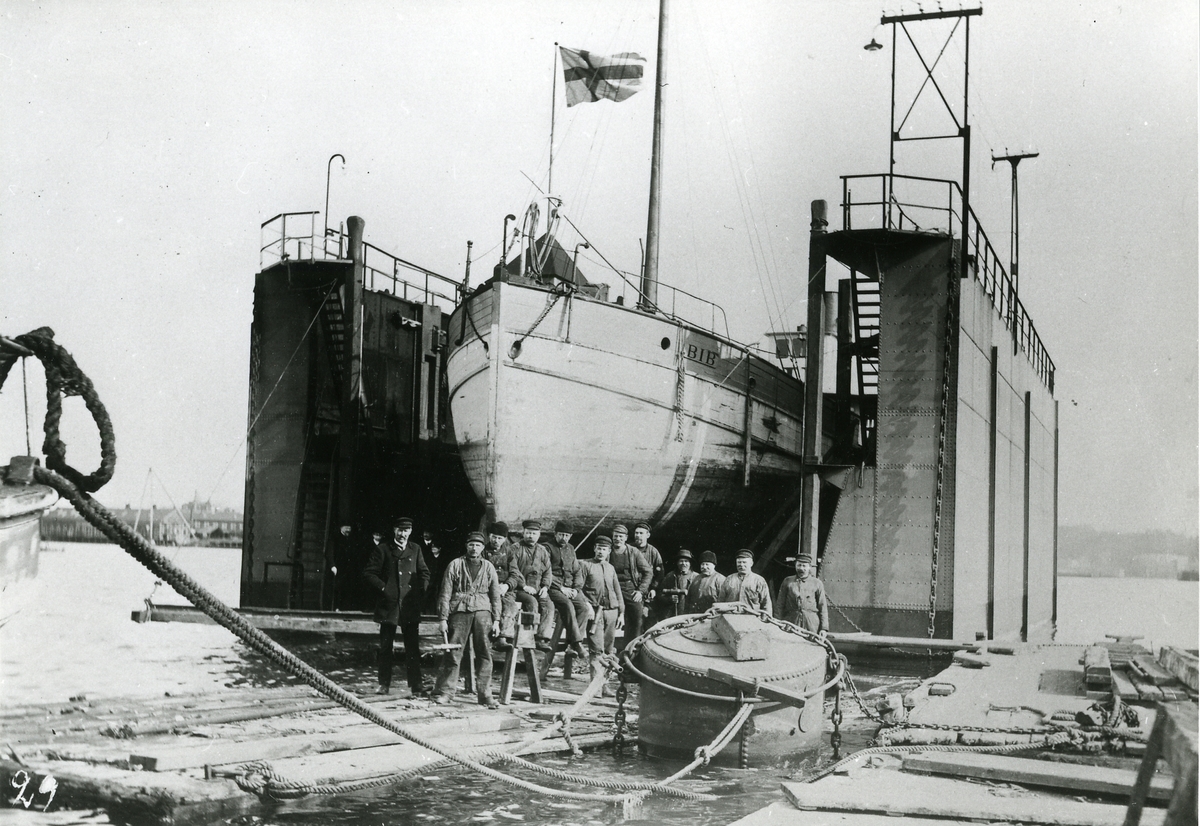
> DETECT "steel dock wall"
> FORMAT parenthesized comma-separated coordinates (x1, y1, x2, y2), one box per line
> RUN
(820, 232, 1056, 641)
(953, 265, 1057, 642)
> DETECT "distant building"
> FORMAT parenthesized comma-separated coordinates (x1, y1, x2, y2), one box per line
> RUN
(42, 501, 242, 547)
(1127, 553, 1185, 580)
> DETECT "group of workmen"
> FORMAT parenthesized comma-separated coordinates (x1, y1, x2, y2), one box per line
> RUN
(362, 516, 828, 708)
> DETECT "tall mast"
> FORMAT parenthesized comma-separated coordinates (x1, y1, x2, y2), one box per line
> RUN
(550, 44, 558, 195)
(640, 0, 668, 312)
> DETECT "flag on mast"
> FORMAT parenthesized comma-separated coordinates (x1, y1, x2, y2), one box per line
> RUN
(559, 47, 646, 107)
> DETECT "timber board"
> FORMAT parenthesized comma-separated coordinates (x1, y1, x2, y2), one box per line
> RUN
(1157, 646, 1199, 691)
(780, 773, 1166, 826)
(902, 750, 1174, 801)
(728, 800, 978, 826)
(0, 673, 621, 822)
(130, 713, 525, 771)
(905, 645, 1101, 730)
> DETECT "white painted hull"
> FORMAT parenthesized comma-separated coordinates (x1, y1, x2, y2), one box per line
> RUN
(446, 281, 806, 543)
(0, 483, 57, 586)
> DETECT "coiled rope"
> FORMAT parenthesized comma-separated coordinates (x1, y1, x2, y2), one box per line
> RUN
(1, 329, 712, 806)
(9, 328, 116, 492)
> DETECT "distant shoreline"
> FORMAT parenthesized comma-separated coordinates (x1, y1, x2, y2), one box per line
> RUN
(1059, 571, 1200, 581)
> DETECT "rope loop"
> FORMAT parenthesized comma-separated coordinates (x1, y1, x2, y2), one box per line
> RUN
(8, 328, 116, 492)
(693, 745, 713, 766)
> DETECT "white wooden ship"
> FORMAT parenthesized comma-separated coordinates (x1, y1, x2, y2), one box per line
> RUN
(445, 254, 810, 544)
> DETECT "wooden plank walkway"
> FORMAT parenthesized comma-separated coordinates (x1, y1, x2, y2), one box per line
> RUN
(731, 639, 1193, 826)
(780, 774, 1166, 826)
(0, 670, 620, 824)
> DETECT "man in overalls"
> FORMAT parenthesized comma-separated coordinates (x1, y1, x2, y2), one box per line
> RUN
(433, 532, 502, 707)
(774, 553, 829, 637)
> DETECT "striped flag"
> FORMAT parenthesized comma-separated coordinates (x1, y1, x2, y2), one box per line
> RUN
(560, 47, 646, 107)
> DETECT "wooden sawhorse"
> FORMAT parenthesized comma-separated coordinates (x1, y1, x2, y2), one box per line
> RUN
(1124, 701, 1198, 826)
(498, 612, 543, 705)
(539, 614, 578, 682)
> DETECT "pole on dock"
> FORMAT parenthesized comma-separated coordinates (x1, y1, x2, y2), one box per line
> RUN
(799, 200, 828, 563)
(992, 151, 1038, 355)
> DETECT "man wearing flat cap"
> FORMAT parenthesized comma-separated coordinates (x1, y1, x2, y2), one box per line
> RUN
(630, 521, 665, 620)
(686, 550, 726, 613)
(544, 519, 590, 657)
(717, 549, 772, 613)
(507, 519, 555, 650)
(655, 549, 699, 622)
(363, 516, 431, 696)
(577, 534, 625, 687)
(775, 554, 828, 637)
(434, 532, 502, 707)
(608, 523, 652, 650)
(484, 521, 520, 646)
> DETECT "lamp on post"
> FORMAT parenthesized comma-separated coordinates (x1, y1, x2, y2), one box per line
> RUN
(325, 154, 345, 253)
(991, 149, 1039, 353)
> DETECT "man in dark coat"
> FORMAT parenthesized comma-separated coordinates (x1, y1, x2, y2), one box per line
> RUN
(544, 519, 590, 657)
(363, 516, 431, 695)
(421, 528, 456, 613)
(484, 521, 520, 646)
(686, 550, 726, 613)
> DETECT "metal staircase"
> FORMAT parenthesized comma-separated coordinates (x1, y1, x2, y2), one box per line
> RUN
(850, 268, 880, 396)
(319, 285, 347, 392)
(291, 458, 334, 608)
(286, 284, 348, 609)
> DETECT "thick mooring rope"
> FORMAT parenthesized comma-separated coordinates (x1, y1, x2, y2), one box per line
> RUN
(2, 329, 714, 806)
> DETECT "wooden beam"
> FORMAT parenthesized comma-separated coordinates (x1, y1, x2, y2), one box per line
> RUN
(1156, 647, 1198, 691)
(0, 757, 257, 825)
(1111, 669, 1142, 704)
(829, 632, 1019, 654)
(131, 715, 523, 771)
(780, 774, 1166, 826)
(1126, 702, 1198, 826)
(902, 751, 1173, 802)
(713, 612, 770, 661)
(1131, 656, 1183, 688)
(705, 666, 810, 708)
(131, 603, 442, 638)
(1084, 646, 1113, 687)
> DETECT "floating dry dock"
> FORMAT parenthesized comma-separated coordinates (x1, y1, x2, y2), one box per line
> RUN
(0, 677, 618, 824)
(731, 640, 1197, 826)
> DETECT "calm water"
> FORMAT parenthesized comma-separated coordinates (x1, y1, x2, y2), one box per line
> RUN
(1, 544, 1196, 825)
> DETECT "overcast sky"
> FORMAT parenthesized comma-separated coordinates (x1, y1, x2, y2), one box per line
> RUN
(2, 0, 1196, 537)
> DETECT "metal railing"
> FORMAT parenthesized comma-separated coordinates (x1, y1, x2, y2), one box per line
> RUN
(840, 173, 1055, 391)
(356, 239, 461, 314)
(260, 211, 323, 268)
(655, 280, 732, 341)
(260, 212, 461, 312)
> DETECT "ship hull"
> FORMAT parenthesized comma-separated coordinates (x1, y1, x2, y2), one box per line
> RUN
(0, 482, 58, 586)
(446, 281, 805, 545)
